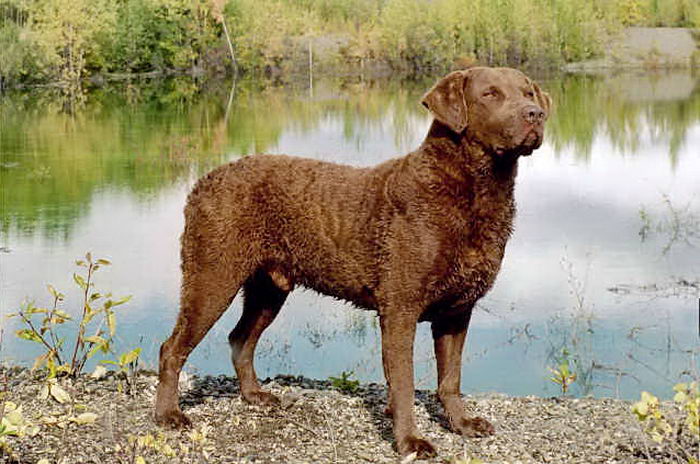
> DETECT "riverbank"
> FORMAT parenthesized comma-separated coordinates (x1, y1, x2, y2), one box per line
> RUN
(2, 0, 699, 89)
(2, 367, 696, 463)
(564, 27, 699, 71)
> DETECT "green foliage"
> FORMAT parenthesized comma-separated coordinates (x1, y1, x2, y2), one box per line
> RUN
(631, 382, 699, 463)
(105, 0, 162, 73)
(102, 0, 222, 74)
(224, 0, 322, 71)
(329, 370, 360, 394)
(1, 0, 697, 85)
(7, 252, 132, 380)
(0, 20, 45, 85)
(28, 0, 117, 83)
(0, 0, 222, 85)
(548, 353, 578, 395)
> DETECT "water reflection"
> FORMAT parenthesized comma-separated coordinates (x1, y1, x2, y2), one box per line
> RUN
(1, 71, 698, 400)
(2, 71, 698, 239)
(545, 70, 700, 162)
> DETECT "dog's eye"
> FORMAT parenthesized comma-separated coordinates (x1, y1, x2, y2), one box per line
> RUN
(482, 89, 498, 98)
(526, 90, 535, 98)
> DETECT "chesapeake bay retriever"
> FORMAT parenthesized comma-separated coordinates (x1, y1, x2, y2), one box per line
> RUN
(155, 67, 551, 457)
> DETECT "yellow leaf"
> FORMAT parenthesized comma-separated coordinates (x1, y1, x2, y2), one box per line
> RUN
(674, 391, 688, 404)
(49, 384, 71, 404)
(107, 312, 116, 337)
(32, 353, 50, 371)
(673, 382, 688, 393)
(631, 400, 648, 417)
(135, 457, 146, 464)
(41, 416, 59, 426)
(5, 407, 24, 426)
(161, 444, 176, 457)
(640, 391, 658, 407)
(72, 412, 98, 424)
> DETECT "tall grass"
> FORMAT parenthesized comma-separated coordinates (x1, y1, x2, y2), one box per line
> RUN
(0, 0, 699, 85)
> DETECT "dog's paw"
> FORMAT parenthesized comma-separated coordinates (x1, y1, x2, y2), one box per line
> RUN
(453, 416, 495, 438)
(243, 390, 281, 406)
(155, 409, 192, 429)
(398, 435, 437, 459)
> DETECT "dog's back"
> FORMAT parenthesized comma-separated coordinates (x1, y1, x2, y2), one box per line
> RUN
(183, 154, 399, 308)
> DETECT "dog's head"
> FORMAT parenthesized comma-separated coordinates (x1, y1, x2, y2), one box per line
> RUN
(422, 67, 552, 158)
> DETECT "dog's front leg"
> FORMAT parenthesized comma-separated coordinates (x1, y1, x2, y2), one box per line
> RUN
(379, 311, 437, 458)
(431, 310, 495, 437)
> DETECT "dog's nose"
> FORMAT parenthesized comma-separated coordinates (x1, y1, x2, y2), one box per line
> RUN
(522, 105, 545, 124)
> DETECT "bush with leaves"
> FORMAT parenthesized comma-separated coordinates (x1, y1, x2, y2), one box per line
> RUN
(8, 252, 133, 380)
(631, 382, 699, 463)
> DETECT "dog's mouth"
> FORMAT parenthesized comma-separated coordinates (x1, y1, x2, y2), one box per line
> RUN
(494, 125, 543, 158)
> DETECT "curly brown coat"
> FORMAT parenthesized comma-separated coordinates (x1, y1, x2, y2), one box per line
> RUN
(155, 66, 551, 458)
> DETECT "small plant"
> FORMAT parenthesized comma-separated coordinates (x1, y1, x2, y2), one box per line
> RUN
(631, 391, 673, 443)
(0, 401, 40, 459)
(101, 348, 142, 394)
(8, 252, 132, 381)
(116, 426, 215, 464)
(548, 349, 577, 395)
(329, 370, 360, 394)
(673, 382, 699, 438)
(119, 431, 177, 464)
(450, 451, 484, 464)
(185, 424, 215, 460)
(631, 382, 699, 463)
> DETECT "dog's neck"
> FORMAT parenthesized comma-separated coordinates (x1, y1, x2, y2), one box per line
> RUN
(419, 120, 518, 197)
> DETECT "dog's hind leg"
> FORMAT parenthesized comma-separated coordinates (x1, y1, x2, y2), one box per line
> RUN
(432, 309, 495, 438)
(229, 267, 290, 405)
(155, 250, 250, 428)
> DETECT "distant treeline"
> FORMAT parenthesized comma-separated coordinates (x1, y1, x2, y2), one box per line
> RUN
(1, 0, 699, 86)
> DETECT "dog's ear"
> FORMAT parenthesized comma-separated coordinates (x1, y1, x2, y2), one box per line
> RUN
(533, 82, 552, 119)
(421, 70, 470, 133)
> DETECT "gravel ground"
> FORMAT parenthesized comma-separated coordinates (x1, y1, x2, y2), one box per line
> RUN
(1, 367, 697, 464)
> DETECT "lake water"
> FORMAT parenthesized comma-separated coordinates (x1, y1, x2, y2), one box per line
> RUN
(1, 71, 698, 400)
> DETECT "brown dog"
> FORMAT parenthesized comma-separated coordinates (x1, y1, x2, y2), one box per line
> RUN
(155, 67, 551, 457)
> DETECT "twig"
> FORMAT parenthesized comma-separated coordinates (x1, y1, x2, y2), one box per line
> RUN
(19, 310, 60, 364)
(46, 294, 64, 362)
(70, 261, 94, 374)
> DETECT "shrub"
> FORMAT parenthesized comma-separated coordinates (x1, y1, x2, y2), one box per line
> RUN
(8, 252, 132, 379)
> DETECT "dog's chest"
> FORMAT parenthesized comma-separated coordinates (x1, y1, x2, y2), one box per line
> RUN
(434, 199, 515, 306)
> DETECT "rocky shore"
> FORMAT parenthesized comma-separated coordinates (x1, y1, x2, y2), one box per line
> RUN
(1, 367, 697, 463)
